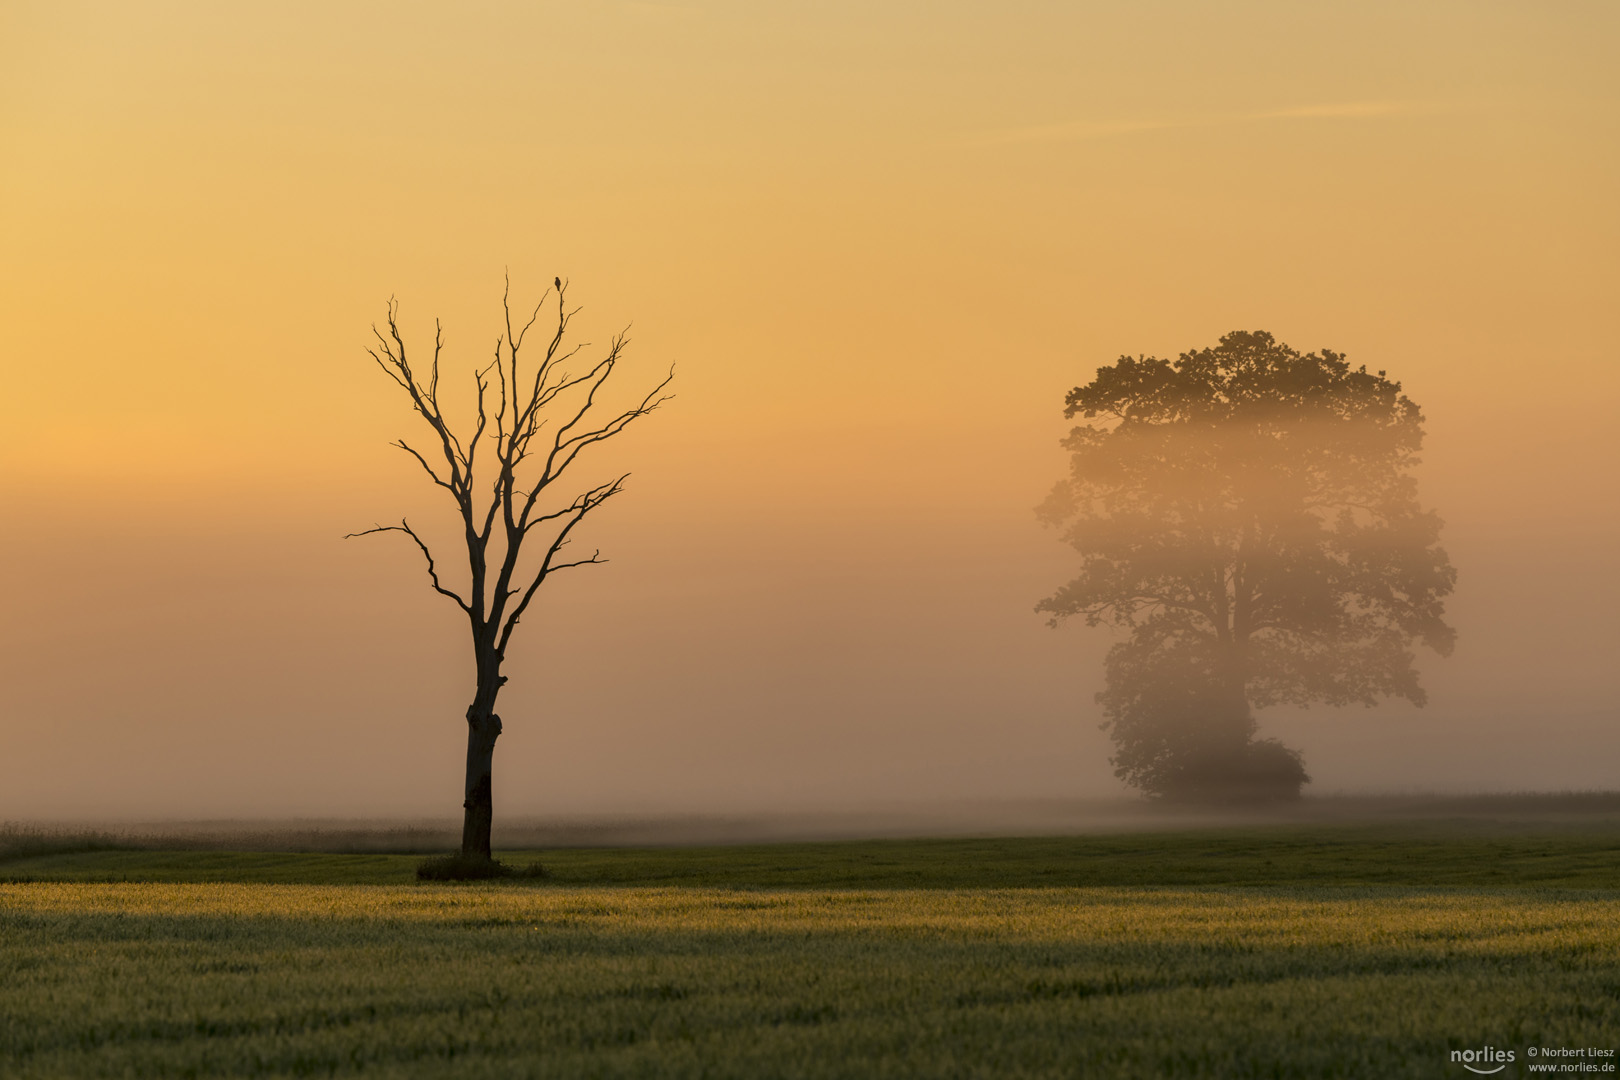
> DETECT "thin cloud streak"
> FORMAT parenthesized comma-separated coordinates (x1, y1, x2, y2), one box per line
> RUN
(975, 101, 1435, 146)
(1257, 101, 1415, 119)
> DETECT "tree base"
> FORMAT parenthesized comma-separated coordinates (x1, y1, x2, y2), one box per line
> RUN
(415, 855, 547, 881)
(1149, 739, 1311, 804)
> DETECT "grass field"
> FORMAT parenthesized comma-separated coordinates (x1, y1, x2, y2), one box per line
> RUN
(3, 820, 1618, 1078)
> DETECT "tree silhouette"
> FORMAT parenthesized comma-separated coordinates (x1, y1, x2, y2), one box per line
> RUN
(351, 278, 672, 860)
(1037, 331, 1454, 800)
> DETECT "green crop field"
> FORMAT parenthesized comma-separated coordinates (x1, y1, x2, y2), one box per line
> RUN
(3, 823, 1619, 1078)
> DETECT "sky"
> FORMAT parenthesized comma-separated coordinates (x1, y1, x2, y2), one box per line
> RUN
(1, 0, 1616, 820)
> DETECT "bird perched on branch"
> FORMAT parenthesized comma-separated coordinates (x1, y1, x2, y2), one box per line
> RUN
(555, 276, 562, 291)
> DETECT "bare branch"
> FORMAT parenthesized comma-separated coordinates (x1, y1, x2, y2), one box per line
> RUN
(392, 439, 453, 491)
(544, 357, 675, 485)
(547, 549, 608, 573)
(496, 476, 627, 654)
(505, 268, 548, 353)
(371, 302, 472, 509)
(345, 520, 472, 615)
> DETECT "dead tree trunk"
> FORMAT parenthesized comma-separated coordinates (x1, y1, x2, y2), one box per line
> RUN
(456, 641, 507, 860)
(461, 707, 501, 860)
(350, 276, 672, 864)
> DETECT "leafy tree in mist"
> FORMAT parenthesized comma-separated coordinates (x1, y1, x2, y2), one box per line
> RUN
(1037, 331, 1455, 800)
(351, 278, 671, 862)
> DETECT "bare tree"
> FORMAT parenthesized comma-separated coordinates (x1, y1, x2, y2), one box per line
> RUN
(350, 277, 672, 862)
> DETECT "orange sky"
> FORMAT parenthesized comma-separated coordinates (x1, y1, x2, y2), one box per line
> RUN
(1, 1, 1616, 819)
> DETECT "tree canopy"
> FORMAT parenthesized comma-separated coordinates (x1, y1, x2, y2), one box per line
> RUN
(1038, 330, 1455, 799)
